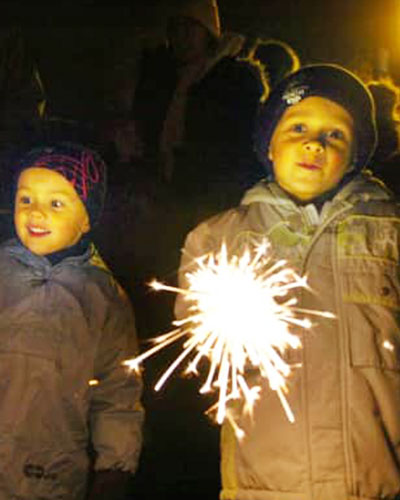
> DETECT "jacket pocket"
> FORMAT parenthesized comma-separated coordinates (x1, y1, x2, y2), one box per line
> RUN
(0, 437, 88, 500)
(342, 266, 400, 370)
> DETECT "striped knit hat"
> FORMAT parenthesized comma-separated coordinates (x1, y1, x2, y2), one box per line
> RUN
(16, 142, 107, 226)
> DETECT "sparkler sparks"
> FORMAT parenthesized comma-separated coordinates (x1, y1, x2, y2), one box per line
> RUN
(124, 239, 333, 430)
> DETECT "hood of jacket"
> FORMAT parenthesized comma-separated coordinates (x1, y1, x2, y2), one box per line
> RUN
(241, 172, 392, 213)
(1, 238, 93, 273)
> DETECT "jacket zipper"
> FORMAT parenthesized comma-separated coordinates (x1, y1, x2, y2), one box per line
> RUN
(299, 201, 354, 499)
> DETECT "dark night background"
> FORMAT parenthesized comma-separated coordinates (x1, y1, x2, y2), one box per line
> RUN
(12, 0, 400, 120)
(4, 1, 400, 498)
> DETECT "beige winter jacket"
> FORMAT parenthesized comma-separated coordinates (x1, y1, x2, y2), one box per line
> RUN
(176, 173, 400, 500)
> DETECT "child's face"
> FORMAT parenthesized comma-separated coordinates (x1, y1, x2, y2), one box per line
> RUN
(14, 167, 90, 256)
(268, 96, 355, 201)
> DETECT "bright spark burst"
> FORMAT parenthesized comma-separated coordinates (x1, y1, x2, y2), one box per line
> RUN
(124, 240, 333, 429)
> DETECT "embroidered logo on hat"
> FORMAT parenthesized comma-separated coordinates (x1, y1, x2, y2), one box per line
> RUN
(282, 84, 309, 105)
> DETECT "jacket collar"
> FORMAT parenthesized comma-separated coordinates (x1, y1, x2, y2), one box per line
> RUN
(241, 172, 392, 210)
(1, 238, 93, 271)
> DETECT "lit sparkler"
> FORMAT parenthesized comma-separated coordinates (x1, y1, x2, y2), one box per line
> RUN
(124, 239, 333, 429)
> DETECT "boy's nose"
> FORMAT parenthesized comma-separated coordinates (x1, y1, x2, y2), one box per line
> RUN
(303, 139, 324, 154)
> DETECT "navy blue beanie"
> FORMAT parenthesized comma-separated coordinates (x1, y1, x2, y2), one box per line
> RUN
(254, 64, 377, 175)
(16, 142, 107, 226)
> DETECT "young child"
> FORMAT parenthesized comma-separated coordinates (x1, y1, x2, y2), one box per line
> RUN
(176, 65, 400, 500)
(0, 142, 143, 499)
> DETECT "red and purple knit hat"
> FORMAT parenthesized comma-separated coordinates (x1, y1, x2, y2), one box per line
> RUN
(16, 142, 107, 226)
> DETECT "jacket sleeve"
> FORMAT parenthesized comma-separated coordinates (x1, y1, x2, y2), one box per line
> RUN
(175, 207, 253, 321)
(89, 287, 144, 473)
(175, 221, 215, 321)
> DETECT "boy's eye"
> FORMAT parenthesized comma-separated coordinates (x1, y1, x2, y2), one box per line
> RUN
(51, 200, 64, 208)
(19, 195, 31, 205)
(291, 123, 306, 133)
(327, 129, 345, 140)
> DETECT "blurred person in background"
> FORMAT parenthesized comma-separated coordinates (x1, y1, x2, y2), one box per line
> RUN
(245, 38, 300, 93)
(0, 26, 44, 239)
(132, 0, 264, 218)
(367, 79, 400, 196)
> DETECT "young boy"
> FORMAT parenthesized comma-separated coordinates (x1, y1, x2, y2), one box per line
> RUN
(0, 142, 143, 499)
(176, 65, 400, 500)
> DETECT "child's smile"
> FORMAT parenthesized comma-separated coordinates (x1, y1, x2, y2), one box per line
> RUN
(27, 224, 51, 237)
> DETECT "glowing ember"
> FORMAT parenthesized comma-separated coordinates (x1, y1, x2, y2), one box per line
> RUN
(124, 240, 333, 429)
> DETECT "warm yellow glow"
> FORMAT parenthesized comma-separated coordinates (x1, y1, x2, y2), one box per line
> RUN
(124, 240, 334, 433)
(88, 379, 99, 386)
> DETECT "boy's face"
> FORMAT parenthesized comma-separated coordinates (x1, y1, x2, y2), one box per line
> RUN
(14, 167, 90, 256)
(268, 96, 355, 201)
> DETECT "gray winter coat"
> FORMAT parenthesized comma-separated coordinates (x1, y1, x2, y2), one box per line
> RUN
(0, 239, 143, 499)
(176, 173, 400, 500)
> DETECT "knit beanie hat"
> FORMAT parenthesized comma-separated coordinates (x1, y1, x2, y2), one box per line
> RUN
(254, 64, 377, 175)
(177, 0, 221, 39)
(16, 142, 107, 227)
